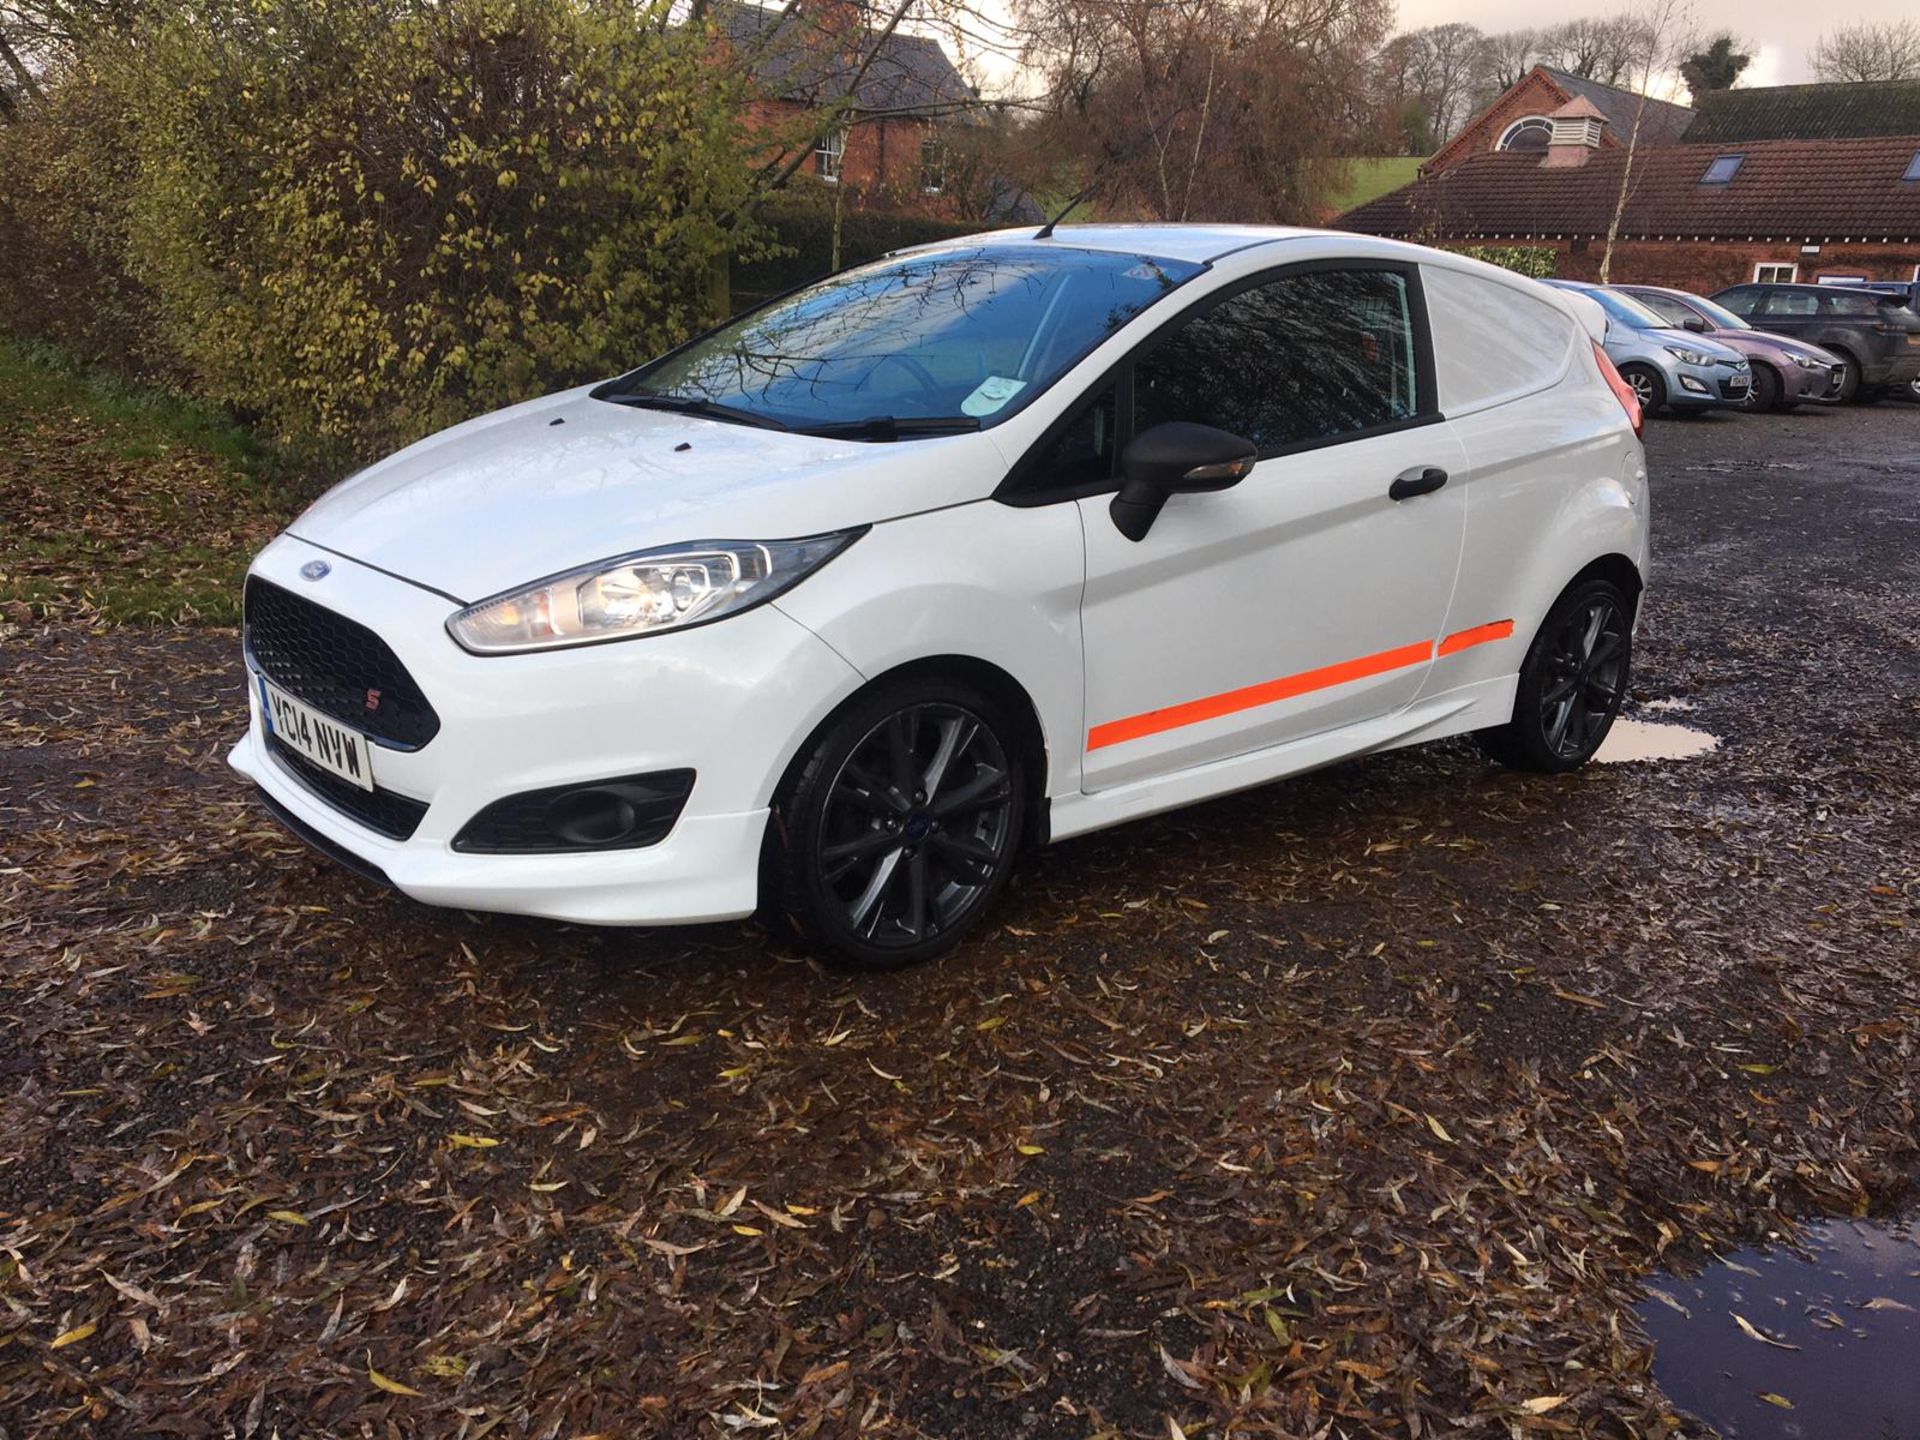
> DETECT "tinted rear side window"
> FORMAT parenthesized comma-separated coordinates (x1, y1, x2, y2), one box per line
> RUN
(1717, 288, 1759, 316)
(1821, 291, 1882, 316)
(1133, 269, 1420, 452)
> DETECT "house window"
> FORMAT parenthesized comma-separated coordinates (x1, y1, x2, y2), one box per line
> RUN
(919, 134, 946, 195)
(1753, 262, 1798, 283)
(1701, 154, 1744, 184)
(815, 127, 847, 184)
(1903, 150, 1920, 182)
(1496, 116, 1553, 152)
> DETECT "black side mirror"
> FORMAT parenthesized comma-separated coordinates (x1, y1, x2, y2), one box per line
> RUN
(1109, 422, 1257, 542)
(1681, 315, 1709, 333)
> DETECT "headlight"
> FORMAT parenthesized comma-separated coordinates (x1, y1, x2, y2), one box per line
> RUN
(1790, 353, 1826, 370)
(1664, 346, 1714, 366)
(447, 532, 863, 654)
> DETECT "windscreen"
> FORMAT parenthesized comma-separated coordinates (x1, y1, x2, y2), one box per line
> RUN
(1687, 295, 1752, 331)
(620, 245, 1202, 434)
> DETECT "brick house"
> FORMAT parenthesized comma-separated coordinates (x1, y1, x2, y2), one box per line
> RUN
(1421, 65, 1694, 177)
(1342, 79, 1920, 291)
(713, 0, 978, 216)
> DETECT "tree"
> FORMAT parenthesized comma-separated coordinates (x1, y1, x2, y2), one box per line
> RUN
(1016, 0, 1393, 223)
(1679, 32, 1749, 95)
(1373, 22, 1485, 152)
(1475, 27, 1539, 95)
(1533, 16, 1651, 86)
(1599, 0, 1695, 282)
(1809, 20, 1920, 82)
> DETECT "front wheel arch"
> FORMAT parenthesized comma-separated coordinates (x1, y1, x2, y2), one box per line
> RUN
(764, 655, 1052, 853)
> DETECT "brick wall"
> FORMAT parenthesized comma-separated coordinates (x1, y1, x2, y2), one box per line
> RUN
(1532, 238, 1920, 291)
(747, 99, 960, 216)
(1425, 70, 1577, 176)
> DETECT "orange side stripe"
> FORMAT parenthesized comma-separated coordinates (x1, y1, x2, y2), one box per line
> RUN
(1437, 618, 1514, 656)
(1086, 640, 1434, 751)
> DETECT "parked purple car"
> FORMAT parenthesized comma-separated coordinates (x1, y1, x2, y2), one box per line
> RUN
(1616, 285, 1845, 411)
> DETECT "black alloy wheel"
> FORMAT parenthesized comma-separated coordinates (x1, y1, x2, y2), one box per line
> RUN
(1477, 578, 1634, 773)
(766, 679, 1025, 969)
(1747, 362, 1781, 410)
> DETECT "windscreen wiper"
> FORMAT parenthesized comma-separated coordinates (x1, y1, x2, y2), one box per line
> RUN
(798, 415, 982, 440)
(596, 389, 792, 431)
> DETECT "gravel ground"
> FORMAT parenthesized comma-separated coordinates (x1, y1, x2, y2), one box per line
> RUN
(2, 402, 1917, 1438)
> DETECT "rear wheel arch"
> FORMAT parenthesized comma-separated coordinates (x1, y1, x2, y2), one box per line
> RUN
(1563, 553, 1644, 623)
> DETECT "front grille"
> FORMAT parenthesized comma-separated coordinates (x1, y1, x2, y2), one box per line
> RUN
(244, 576, 440, 749)
(267, 733, 428, 840)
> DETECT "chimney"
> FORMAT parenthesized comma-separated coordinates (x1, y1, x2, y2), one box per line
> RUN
(1541, 96, 1607, 168)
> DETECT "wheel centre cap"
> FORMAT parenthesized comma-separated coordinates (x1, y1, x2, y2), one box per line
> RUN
(904, 812, 932, 843)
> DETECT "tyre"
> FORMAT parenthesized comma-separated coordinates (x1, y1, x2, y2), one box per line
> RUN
(1618, 363, 1664, 416)
(1476, 578, 1633, 774)
(1833, 351, 1863, 403)
(763, 676, 1026, 969)
(1748, 362, 1782, 411)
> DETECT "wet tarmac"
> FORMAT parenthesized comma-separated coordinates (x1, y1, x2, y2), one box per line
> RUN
(1639, 1216, 1920, 1438)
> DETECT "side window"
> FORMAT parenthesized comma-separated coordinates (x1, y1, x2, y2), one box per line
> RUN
(1717, 288, 1759, 317)
(1762, 290, 1818, 317)
(1639, 293, 1698, 327)
(1134, 269, 1421, 452)
(1822, 291, 1879, 317)
(1029, 385, 1118, 489)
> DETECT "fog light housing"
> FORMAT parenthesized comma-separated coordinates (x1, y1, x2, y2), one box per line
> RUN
(453, 770, 695, 853)
(1678, 374, 1708, 394)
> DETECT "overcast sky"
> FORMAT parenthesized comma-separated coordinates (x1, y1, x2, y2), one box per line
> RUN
(950, 0, 1915, 96)
(1394, 0, 1912, 86)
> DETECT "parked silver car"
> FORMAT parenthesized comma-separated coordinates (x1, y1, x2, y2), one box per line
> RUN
(1546, 280, 1750, 414)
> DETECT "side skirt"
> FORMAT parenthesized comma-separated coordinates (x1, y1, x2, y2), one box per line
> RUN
(1045, 674, 1519, 843)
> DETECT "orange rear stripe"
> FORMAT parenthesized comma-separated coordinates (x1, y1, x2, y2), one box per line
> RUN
(1086, 640, 1434, 751)
(1437, 618, 1514, 656)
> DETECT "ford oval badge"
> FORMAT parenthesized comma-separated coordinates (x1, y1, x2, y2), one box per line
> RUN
(300, 560, 331, 581)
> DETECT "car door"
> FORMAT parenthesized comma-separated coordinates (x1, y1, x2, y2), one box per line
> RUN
(1073, 261, 1469, 792)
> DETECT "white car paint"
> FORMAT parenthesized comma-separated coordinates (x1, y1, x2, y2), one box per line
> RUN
(230, 225, 1648, 932)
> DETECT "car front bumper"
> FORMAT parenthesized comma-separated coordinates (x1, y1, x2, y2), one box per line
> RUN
(1665, 357, 1750, 409)
(229, 534, 863, 925)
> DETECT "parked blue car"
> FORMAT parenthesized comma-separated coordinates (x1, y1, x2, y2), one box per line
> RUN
(1546, 279, 1751, 414)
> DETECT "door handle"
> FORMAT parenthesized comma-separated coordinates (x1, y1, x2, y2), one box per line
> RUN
(1389, 466, 1449, 501)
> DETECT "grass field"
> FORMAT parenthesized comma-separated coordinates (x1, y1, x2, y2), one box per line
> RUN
(1326, 155, 1423, 217)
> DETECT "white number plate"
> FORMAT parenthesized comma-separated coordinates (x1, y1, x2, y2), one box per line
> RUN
(259, 676, 376, 792)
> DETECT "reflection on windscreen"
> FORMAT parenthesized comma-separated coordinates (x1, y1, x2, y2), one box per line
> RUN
(630, 245, 1201, 432)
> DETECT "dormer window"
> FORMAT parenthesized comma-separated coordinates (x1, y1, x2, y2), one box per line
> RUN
(1903, 150, 1920, 182)
(1701, 153, 1744, 185)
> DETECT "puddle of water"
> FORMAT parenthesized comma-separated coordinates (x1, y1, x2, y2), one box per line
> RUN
(1638, 1216, 1920, 1438)
(1597, 718, 1720, 764)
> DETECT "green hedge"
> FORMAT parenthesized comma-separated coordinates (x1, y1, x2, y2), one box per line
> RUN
(1448, 245, 1558, 279)
(0, 0, 766, 465)
(732, 199, 984, 311)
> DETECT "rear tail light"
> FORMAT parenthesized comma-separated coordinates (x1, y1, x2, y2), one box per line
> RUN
(1593, 341, 1643, 439)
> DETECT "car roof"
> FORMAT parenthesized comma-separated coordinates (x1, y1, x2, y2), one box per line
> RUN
(904, 223, 1335, 266)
